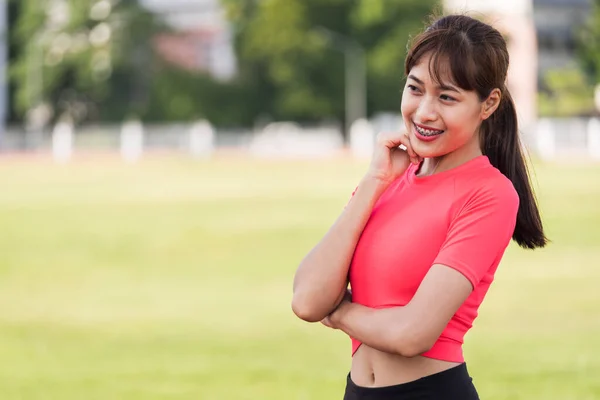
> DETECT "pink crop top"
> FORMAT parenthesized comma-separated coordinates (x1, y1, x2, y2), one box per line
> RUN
(348, 155, 519, 363)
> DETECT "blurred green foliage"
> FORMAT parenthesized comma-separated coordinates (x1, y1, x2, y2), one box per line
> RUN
(537, 66, 596, 117)
(8, 0, 600, 126)
(576, 0, 600, 88)
(222, 0, 437, 126)
(9, 0, 165, 124)
(536, 0, 600, 118)
(8, 0, 437, 127)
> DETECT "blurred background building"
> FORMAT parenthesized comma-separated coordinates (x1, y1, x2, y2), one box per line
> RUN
(535, 0, 591, 75)
(141, 0, 236, 81)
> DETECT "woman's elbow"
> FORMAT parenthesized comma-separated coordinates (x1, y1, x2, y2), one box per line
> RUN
(291, 294, 327, 322)
(396, 341, 432, 358)
(391, 327, 435, 358)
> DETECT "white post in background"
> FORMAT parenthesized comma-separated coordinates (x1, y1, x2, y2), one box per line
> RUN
(535, 118, 556, 160)
(592, 85, 600, 160)
(189, 119, 214, 159)
(349, 118, 375, 159)
(120, 119, 144, 163)
(52, 115, 73, 163)
(588, 118, 600, 160)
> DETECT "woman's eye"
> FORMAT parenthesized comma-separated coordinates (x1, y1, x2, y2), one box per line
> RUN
(440, 94, 456, 102)
(407, 85, 419, 92)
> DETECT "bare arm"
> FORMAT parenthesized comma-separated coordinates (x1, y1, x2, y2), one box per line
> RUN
(291, 130, 423, 323)
(291, 176, 390, 322)
(322, 183, 519, 355)
(324, 264, 473, 356)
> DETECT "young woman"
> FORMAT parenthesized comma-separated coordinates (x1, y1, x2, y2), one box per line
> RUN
(291, 14, 548, 400)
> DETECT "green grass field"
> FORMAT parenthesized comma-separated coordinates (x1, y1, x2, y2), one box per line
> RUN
(0, 154, 598, 400)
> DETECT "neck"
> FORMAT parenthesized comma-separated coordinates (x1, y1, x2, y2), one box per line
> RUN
(420, 145, 483, 176)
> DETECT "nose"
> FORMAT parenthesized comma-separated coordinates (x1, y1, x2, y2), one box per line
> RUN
(414, 96, 439, 123)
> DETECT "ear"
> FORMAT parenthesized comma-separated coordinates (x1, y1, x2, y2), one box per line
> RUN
(481, 88, 501, 120)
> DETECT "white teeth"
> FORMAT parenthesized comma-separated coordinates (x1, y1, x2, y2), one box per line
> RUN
(415, 124, 444, 136)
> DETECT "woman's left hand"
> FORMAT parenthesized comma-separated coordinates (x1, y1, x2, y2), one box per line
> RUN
(320, 314, 336, 329)
(321, 289, 352, 329)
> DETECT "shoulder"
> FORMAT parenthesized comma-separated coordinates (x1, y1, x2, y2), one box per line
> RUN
(453, 160, 519, 216)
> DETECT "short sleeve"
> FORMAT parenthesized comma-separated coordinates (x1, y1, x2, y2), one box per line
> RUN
(433, 182, 520, 288)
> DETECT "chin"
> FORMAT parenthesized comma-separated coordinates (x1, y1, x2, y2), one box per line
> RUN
(409, 135, 446, 158)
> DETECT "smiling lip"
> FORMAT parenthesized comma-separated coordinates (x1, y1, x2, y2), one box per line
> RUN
(413, 122, 444, 142)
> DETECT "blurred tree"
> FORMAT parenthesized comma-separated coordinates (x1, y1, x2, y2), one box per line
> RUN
(6, 0, 21, 123)
(142, 64, 265, 127)
(8, 0, 438, 128)
(576, 0, 600, 87)
(9, 0, 165, 125)
(538, 66, 596, 117)
(222, 0, 437, 129)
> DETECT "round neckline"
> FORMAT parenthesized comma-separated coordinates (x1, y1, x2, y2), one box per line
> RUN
(407, 155, 490, 185)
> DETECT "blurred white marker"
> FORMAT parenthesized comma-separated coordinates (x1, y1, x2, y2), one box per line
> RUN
(52, 116, 73, 163)
(189, 119, 214, 159)
(536, 118, 555, 160)
(349, 118, 375, 159)
(120, 119, 144, 163)
(588, 118, 600, 160)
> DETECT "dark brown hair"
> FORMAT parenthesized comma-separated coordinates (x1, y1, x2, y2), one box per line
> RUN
(405, 14, 547, 249)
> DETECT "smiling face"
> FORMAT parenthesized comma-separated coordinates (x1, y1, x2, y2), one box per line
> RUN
(400, 53, 497, 162)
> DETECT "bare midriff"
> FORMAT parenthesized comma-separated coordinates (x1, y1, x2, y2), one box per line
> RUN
(350, 344, 461, 387)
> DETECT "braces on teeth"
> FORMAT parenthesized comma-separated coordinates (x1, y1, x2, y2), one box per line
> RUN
(415, 125, 444, 136)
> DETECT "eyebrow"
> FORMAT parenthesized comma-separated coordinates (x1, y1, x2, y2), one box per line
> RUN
(408, 74, 460, 93)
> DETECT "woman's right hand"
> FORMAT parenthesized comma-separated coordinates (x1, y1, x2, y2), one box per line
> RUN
(365, 131, 422, 185)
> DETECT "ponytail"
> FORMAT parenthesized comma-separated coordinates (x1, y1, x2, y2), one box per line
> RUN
(481, 88, 548, 249)
(405, 14, 548, 249)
